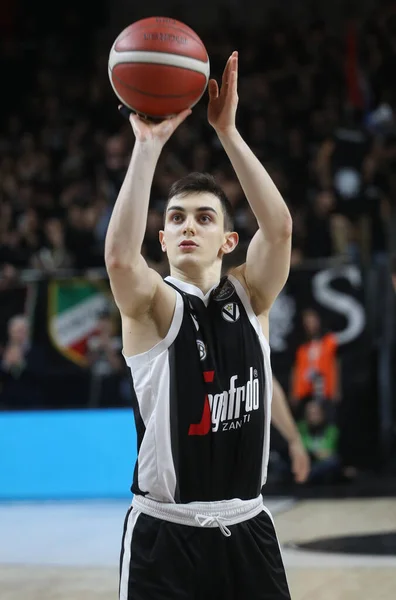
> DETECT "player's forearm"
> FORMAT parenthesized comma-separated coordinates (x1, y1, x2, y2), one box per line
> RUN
(217, 128, 292, 241)
(105, 142, 160, 267)
(271, 378, 301, 445)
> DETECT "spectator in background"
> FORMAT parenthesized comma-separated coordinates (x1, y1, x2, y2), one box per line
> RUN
(290, 309, 340, 420)
(64, 202, 104, 269)
(297, 401, 340, 484)
(0, 314, 43, 410)
(86, 311, 128, 407)
(315, 108, 376, 263)
(1, 8, 395, 275)
(303, 190, 337, 259)
(31, 217, 73, 272)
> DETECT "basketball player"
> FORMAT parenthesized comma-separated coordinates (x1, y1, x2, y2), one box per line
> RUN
(106, 52, 297, 599)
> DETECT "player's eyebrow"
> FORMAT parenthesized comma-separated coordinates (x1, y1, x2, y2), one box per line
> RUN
(167, 205, 218, 215)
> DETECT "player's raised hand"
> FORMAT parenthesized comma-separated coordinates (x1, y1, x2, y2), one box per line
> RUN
(207, 51, 238, 134)
(119, 105, 192, 148)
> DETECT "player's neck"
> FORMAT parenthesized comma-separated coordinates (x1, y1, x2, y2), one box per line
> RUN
(169, 265, 222, 295)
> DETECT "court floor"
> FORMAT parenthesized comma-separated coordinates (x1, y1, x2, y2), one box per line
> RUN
(1, 497, 395, 599)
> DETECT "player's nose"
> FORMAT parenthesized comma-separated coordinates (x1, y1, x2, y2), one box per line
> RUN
(183, 217, 196, 234)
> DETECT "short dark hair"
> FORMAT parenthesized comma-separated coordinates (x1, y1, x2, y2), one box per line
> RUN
(167, 172, 234, 231)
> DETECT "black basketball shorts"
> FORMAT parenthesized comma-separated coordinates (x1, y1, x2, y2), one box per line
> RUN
(119, 501, 291, 600)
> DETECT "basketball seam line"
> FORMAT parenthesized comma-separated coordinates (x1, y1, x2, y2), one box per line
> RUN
(111, 71, 207, 98)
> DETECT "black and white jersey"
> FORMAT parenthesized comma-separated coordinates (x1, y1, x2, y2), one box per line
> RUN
(124, 275, 273, 504)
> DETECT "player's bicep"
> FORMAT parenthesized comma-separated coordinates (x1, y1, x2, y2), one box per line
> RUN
(107, 254, 162, 317)
(244, 229, 291, 311)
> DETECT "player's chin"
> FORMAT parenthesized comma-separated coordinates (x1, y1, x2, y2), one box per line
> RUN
(174, 254, 200, 266)
(172, 253, 204, 270)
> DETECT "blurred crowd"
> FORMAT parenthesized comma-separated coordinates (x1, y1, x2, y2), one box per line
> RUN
(1, 3, 396, 282)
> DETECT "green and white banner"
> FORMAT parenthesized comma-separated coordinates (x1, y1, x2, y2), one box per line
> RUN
(48, 280, 110, 366)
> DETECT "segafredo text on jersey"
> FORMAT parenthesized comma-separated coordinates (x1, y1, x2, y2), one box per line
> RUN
(209, 367, 260, 432)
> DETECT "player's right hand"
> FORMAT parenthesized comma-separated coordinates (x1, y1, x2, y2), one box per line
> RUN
(288, 438, 310, 484)
(118, 105, 191, 148)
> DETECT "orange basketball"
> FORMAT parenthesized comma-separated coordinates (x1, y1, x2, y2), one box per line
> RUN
(108, 17, 210, 119)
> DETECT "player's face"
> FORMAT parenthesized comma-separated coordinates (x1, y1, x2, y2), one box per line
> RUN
(303, 310, 321, 337)
(306, 402, 324, 425)
(159, 193, 238, 272)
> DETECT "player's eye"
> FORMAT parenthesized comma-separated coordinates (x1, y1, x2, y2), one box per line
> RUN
(200, 215, 211, 223)
(171, 214, 183, 222)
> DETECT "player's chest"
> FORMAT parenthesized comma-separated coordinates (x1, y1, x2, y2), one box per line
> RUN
(178, 296, 260, 367)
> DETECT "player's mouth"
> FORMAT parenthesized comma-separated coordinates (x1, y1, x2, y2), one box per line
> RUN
(179, 240, 198, 250)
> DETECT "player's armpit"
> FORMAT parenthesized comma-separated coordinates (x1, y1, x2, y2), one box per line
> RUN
(244, 228, 291, 313)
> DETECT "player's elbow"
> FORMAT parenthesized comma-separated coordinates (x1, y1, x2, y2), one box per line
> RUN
(280, 214, 293, 240)
(105, 250, 133, 272)
(105, 248, 123, 271)
(105, 240, 137, 271)
(268, 213, 293, 244)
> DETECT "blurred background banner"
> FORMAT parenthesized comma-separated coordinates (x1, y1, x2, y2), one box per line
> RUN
(0, 408, 136, 499)
(270, 262, 376, 469)
(45, 278, 111, 367)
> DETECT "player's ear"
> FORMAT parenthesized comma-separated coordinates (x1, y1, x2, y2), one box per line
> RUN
(159, 230, 167, 252)
(221, 231, 239, 255)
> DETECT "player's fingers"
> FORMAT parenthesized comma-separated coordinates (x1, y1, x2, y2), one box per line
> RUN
(294, 466, 304, 483)
(208, 79, 219, 100)
(129, 113, 142, 128)
(157, 109, 191, 137)
(221, 55, 232, 88)
(172, 108, 192, 128)
(299, 457, 310, 482)
(293, 456, 309, 483)
(231, 52, 238, 89)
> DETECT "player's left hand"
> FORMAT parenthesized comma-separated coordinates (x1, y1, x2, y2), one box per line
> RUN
(288, 439, 310, 484)
(207, 51, 238, 134)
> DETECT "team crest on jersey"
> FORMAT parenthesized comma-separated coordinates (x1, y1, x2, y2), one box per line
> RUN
(212, 279, 235, 301)
(197, 340, 207, 360)
(221, 302, 240, 323)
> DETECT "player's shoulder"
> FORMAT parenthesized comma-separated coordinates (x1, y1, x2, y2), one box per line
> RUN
(227, 264, 269, 318)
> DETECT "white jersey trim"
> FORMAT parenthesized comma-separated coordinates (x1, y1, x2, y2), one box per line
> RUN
(227, 274, 273, 485)
(227, 275, 271, 354)
(123, 290, 184, 369)
(164, 276, 219, 306)
(119, 507, 141, 600)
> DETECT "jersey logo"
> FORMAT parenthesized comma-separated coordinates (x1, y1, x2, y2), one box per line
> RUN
(197, 340, 206, 360)
(221, 302, 240, 323)
(212, 279, 235, 301)
(189, 368, 260, 435)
